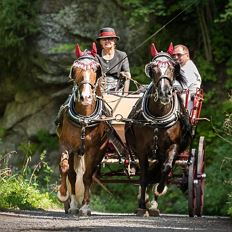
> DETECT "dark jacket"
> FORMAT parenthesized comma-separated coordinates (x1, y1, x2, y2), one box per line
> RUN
(96, 50, 130, 91)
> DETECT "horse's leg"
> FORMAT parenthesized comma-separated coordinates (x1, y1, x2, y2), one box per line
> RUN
(57, 148, 70, 202)
(78, 147, 99, 216)
(79, 141, 107, 216)
(148, 164, 161, 217)
(67, 153, 79, 214)
(154, 144, 177, 196)
(137, 155, 149, 216)
(78, 169, 92, 216)
(78, 152, 95, 216)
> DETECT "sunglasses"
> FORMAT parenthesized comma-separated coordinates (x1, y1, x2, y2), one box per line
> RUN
(173, 53, 186, 57)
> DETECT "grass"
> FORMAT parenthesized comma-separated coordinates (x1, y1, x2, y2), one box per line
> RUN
(0, 150, 62, 211)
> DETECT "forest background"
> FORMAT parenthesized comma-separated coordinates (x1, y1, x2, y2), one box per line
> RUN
(0, 0, 231, 217)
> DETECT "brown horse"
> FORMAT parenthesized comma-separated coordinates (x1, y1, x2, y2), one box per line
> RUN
(125, 43, 192, 216)
(56, 43, 111, 216)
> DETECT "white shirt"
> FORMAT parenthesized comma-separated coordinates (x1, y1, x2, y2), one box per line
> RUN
(174, 60, 201, 93)
(182, 60, 201, 92)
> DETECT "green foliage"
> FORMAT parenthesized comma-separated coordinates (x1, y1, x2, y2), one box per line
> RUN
(49, 42, 92, 53)
(204, 155, 232, 215)
(129, 65, 149, 91)
(228, 193, 232, 216)
(0, 128, 6, 138)
(225, 58, 232, 89)
(0, 150, 61, 210)
(36, 130, 58, 151)
(0, 176, 59, 210)
(157, 186, 188, 214)
(0, 0, 39, 76)
(216, 0, 232, 22)
(49, 43, 75, 53)
(0, 0, 38, 48)
(123, 0, 166, 26)
(91, 183, 138, 213)
(195, 56, 217, 82)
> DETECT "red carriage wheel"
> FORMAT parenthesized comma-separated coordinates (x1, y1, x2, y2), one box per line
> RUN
(195, 136, 206, 217)
(188, 149, 196, 217)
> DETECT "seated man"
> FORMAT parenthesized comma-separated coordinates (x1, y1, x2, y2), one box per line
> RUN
(172, 44, 202, 115)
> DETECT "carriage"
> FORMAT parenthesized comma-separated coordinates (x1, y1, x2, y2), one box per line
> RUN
(56, 43, 207, 217)
(95, 87, 206, 217)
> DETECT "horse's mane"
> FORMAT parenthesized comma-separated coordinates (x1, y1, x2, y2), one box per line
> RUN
(174, 62, 187, 86)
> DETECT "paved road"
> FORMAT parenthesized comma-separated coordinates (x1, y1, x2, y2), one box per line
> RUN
(0, 210, 231, 232)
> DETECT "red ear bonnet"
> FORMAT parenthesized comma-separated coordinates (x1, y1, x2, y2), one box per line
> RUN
(75, 44, 84, 58)
(151, 43, 158, 57)
(167, 42, 174, 55)
(91, 42, 97, 57)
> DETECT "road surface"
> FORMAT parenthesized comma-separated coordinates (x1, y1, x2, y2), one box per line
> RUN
(0, 210, 231, 232)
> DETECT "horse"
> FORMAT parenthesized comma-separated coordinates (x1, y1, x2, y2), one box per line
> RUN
(125, 43, 192, 216)
(56, 43, 111, 216)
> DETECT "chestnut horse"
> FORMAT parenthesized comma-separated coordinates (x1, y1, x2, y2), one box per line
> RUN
(125, 43, 192, 216)
(57, 43, 111, 216)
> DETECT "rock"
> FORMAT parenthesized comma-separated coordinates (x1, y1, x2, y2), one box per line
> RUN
(0, 0, 137, 171)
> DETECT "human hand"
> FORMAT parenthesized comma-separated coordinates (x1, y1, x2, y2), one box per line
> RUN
(119, 71, 131, 80)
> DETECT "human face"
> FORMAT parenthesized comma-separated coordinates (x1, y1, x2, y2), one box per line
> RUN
(173, 47, 189, 66)
(100, 38, 116, 50)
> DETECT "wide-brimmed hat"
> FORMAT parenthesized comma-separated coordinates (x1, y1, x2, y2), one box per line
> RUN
(96, 27, 120, 40)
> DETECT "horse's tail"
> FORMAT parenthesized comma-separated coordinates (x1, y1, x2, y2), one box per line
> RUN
(74, 155, 86, 207)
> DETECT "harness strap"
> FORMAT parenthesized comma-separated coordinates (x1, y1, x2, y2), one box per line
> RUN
(140, 85, 180, 128)
(79, 126, 86, 156)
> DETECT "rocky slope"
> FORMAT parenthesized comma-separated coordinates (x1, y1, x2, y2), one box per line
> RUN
(0, 0, 139, 169)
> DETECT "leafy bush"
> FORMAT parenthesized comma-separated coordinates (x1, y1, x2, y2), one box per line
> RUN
(0, 150, 61, 210)
(0, 0, 38, 76)
(91, 183, 138, 213)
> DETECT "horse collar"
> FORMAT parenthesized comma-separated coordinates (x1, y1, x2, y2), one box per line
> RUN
(141, 83, 181, 128)
(67, 93, 103, 127)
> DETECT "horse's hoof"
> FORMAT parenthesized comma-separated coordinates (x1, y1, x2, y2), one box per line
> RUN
(136, 208, 149, 217)
(64, 199, 70, 214)
(148, 208, 160, 217)
(79, 209, 91, 216)
(68, 208, 79, 215)
(79, 205, 91, 216)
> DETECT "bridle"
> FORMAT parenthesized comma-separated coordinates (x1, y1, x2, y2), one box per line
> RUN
(145, 53, 176, 104)
(69, 56, 101, 102)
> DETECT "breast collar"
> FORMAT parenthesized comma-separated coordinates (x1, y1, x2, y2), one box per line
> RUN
(67, 93, 103, 127)
(141, 83, 181, 128)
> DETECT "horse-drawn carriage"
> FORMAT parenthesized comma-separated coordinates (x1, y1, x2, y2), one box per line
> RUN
(56, 42, 206, 217)
(97, 87, 205, 217)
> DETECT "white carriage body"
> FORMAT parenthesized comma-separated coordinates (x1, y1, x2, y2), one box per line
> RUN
(102, 94, 142, 143)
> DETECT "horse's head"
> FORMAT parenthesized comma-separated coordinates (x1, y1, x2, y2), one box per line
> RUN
(145, 43, 185, 105)
(69, 43, 101, 106)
